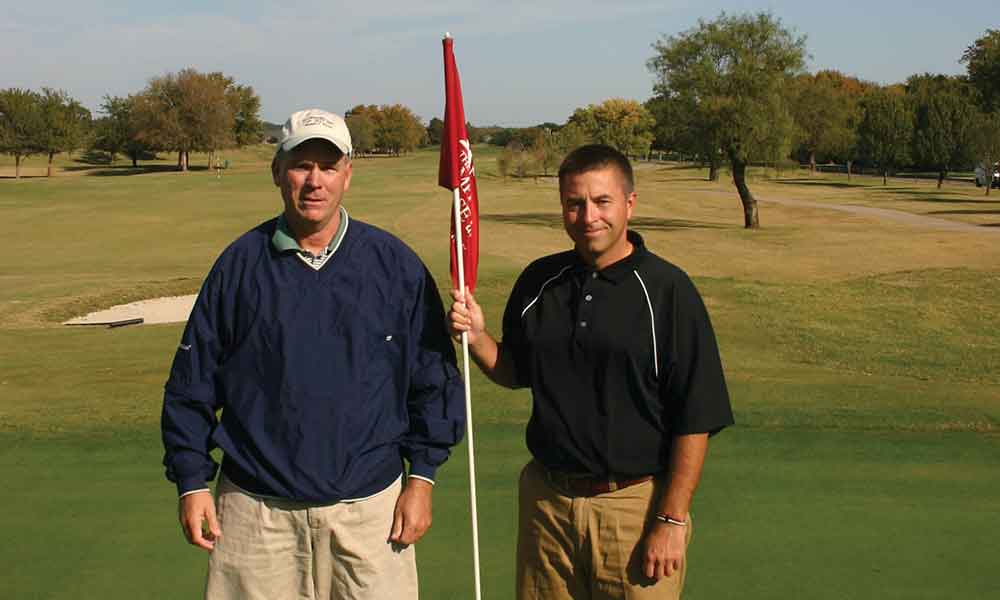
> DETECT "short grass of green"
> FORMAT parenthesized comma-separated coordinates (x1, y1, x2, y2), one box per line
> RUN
(3, 425, 996, 599)
(1, 146, 999, 599)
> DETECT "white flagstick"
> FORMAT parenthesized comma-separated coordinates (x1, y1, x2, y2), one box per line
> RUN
(453, 187, 483, 600)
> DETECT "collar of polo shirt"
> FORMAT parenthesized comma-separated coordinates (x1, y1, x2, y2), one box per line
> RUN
(272, 206, 349, 258)
(569, 230, 648, 283)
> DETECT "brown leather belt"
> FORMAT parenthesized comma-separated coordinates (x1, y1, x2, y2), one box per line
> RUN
(542, 466, 654, 497)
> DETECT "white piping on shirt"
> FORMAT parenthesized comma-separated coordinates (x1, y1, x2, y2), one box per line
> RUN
(633, 270, 659, 378)
(521, 265, 573, 318)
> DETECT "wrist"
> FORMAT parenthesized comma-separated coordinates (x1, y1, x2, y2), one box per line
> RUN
(406, 476, 434, 489)
(653, 513, 688, 527)
(467, 329, 492, 351)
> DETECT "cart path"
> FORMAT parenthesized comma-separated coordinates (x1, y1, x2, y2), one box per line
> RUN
(761, 195, 999, 234)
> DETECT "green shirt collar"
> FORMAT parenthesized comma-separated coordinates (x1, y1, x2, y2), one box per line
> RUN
(272, 206, 349, 256)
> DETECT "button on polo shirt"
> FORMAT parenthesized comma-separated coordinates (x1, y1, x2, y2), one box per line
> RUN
(501, 231, 733, 478)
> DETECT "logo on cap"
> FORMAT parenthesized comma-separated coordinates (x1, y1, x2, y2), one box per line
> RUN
(301, 115, 337, 129)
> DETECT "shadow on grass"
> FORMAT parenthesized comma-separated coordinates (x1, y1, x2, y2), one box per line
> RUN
(926, 209, 1000, 216)
(74, 150, 114, 165)
(64, 164, 211, 177)
(72, 149, 161, 166)
(863, 186, 997, 205)
(653, 176, 721, 184)
(0, 174, 48, 180)
(653, 163, 705, 171)
(772, 178, 862, 189)
(480, 213, 727, 230)
(480, 213, 561, 228)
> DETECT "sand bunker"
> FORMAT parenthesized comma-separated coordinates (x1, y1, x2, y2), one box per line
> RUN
(64, 294, 197, 326)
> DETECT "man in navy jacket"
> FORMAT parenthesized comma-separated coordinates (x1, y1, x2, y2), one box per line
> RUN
(161, 108, 465, 599)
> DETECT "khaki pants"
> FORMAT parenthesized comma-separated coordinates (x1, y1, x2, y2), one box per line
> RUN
(205, 475, 418, 600)
(517, 461, 692, 600)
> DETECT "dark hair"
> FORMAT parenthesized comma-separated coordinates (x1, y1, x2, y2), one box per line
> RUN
(558, 144, 634, 193)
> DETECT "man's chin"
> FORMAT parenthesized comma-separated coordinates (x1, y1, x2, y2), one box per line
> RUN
(574, 242, 604, 259)
(296, 208, 328, 222)
(581, 238, 607, 252)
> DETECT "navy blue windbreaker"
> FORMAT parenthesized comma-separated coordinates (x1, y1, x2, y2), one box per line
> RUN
(161, 217, 465, 502)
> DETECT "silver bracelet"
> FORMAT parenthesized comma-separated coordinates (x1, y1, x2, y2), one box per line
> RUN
(654, 513, 688, 527)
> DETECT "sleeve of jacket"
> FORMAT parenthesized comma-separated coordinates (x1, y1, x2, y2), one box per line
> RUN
(160, 264, 231, 496)
(400, 264, 466, 482)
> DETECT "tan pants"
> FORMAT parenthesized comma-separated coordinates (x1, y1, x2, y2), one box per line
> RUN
(517, 461, 692, 600)
(205, 475, 418, 600)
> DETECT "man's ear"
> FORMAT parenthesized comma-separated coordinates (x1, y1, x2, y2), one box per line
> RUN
(271, 158, 281, 187)
(626, 191, 636, 220)
(342, 160, 353, 193)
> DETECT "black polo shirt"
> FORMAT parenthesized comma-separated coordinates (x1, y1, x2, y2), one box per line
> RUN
(502, 231, 733, 477)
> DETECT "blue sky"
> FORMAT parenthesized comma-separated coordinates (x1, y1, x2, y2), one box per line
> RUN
(2, 1, 991, 126)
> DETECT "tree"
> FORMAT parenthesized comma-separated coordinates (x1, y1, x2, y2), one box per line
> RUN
(346, 104, 425, 155)
(554, 121, 590, 156)
(530, 128, 561, 176)
(465, 122, 484, 144)
(374, 104, 425, 155)
(649, 12, 807, 228)
(971, 110, 1000, 196)
(37, 88, 92, 177)
(227, 83, 263, 147)
(496, 146, 512, 181)
(567, 98, 654, 158)
(789, 71, 861, 174)
(93, 95, 152, 167)
(346, 112, 377, 155)
(962, 29, 1000, 112)
(0, 88, 44, 179)
(488, 128, 516, 147)
(646, 93, 725, 180)
(426, 117, 444, 146)
(857, 87, 913, 185)
(512, 145, 535, 179)
(906, 74, 977, 188)
(132, 68, 235, 171)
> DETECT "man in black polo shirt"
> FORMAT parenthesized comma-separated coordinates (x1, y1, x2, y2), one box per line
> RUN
(448, 144, 733, 599)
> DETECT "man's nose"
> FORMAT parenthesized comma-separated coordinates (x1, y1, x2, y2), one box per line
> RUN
(582, 200, 598, 223)
(304, 165, 322, 186)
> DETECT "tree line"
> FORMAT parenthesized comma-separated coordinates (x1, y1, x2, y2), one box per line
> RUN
(478, 16, 1000, 229)
(4, 17, 999, 230)
(1, 67, 441, 178)
(0, 68, 264, 178)
(344, 104, 426, 156)
(646, 15, 1000, 227)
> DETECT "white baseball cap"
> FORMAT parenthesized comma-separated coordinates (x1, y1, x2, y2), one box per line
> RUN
(277, 109, 353, 157)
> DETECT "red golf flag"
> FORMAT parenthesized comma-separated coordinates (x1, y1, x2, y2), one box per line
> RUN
(438, 36, 480, 293)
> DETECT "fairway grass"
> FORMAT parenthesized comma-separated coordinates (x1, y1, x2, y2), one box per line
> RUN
(1, 147, 998, 598)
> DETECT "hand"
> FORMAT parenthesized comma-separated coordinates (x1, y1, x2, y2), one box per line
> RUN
(642, 521, 687, 580)
(390, 477, 434, 545)
(179, 490, 221, 551)
(448, 287, 486, 344)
